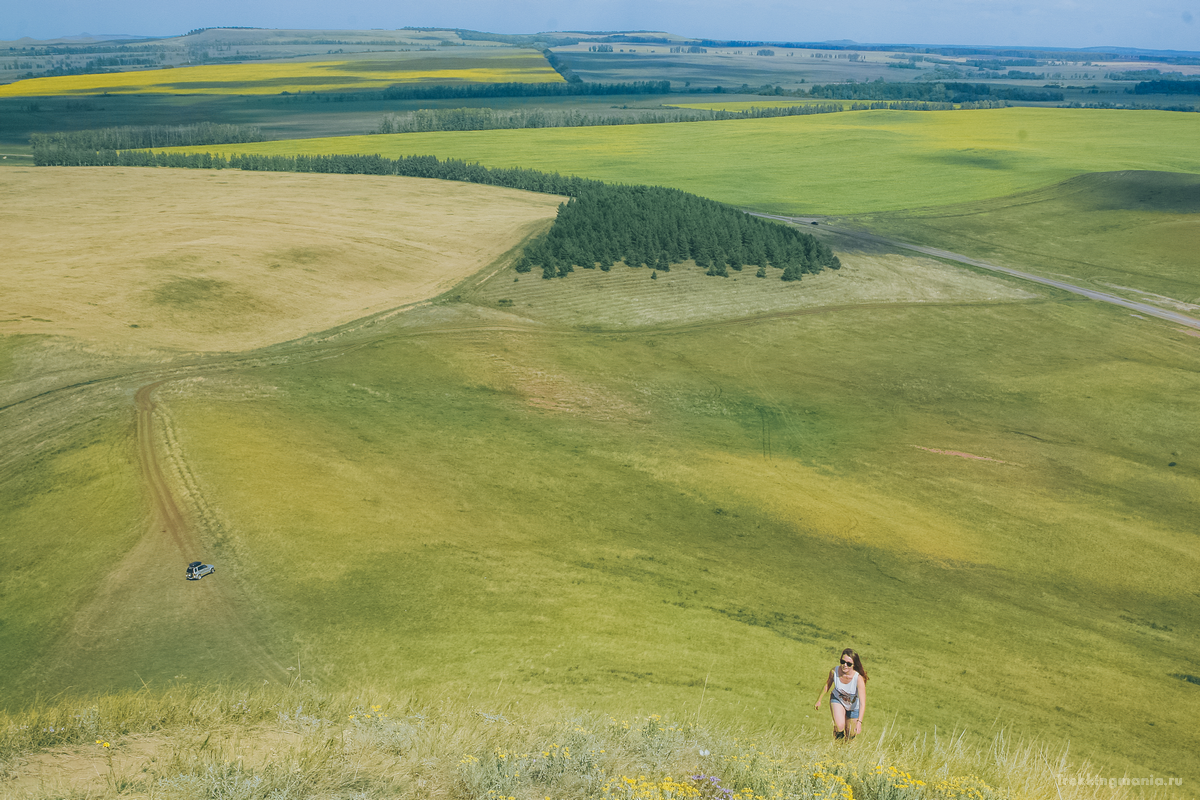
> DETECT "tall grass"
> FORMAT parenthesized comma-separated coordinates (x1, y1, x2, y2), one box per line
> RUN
(0, 684, 1167, 800)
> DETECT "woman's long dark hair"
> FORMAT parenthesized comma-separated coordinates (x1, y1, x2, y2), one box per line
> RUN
(841, 648, 869, 682)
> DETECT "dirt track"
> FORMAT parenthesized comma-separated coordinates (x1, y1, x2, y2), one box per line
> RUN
(752, 213, 1200, 330)
(40, 382, 287, 687)
(133, 381, 288, 680)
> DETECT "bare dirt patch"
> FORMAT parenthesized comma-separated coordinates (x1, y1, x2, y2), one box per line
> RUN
(0, 167, 561, 353)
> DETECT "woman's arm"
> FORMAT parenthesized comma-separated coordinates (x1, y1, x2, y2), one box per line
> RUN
(852, 674, 866, 733)
(814, 670, 834, 709)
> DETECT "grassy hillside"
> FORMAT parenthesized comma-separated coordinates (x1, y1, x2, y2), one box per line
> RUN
(6, 124, 1200, 795)
(169, 107, 1200, 215)
(836, 170, 1200, 310)
(6, 240, 1196, 786)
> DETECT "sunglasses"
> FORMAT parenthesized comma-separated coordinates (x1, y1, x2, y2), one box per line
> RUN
(840, 659, 854, 667)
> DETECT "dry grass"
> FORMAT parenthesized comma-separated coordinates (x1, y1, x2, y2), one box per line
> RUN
(0, 167, 562, 354)
(1, 685, 1163, 800)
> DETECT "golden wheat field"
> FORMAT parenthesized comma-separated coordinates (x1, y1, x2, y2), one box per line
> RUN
(0, 167, 562, 353)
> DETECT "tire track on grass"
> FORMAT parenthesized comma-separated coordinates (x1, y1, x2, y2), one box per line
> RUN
(752, 213, 1200, 330)
(134, 381, 289, 681)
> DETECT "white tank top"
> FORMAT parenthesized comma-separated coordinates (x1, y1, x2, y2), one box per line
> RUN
(832, 670, 858, 705)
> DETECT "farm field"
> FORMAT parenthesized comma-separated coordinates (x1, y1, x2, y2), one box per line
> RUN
(0, 167, 562, 355)
(0, 92, 697, 162)
(170, 107, 1200, 215)
(0, 49, 563, 97)
(547, 43, 1189, 108)
(0, 27, 493, 83)
(554, 47, 897, 90)
(551, 46, 999, 91)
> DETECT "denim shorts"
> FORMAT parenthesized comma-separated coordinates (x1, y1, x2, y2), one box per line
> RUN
(833, 697, 860, 719)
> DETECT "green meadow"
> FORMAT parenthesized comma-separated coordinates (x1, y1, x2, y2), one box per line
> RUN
(173, 107, 1200, 214)
(5, 252, 1199, 786)
(837, 170, 1200, 308)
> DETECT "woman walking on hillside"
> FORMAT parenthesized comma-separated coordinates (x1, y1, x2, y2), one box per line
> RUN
(814, 648, 868, 741)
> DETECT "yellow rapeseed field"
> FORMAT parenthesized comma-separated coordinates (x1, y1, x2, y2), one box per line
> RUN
(0, 51, 564, 96)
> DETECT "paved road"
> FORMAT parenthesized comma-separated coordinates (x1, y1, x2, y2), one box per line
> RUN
(753, 213, 1200, 331)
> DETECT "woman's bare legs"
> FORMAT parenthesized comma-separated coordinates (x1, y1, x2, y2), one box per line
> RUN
(830, 701, 847, 740)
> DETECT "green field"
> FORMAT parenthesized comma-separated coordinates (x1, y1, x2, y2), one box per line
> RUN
(837, 170, 1200, 308)
(171, 107, 1200, 215)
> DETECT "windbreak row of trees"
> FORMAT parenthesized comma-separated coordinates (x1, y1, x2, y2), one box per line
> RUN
(32, 147, 608, 194)
(378, 80, 671, 101)
(31, 123, 266, 157)
(373, 103, 848, 134)
(808, 80, 1062, 103)
(518, 185, 840, 281)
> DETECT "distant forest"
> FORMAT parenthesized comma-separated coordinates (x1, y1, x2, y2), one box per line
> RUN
(33, 139, 835, 283)
(1134, 80, 1200, 95)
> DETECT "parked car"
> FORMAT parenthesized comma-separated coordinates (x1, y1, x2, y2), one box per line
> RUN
(186, 561, 215, 580)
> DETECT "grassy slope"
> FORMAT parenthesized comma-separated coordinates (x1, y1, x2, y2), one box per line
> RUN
(0, 381, 146, 690)
(132, 282, 1200, 785)
(5, 115, 1200, 789)
(174, 107, 1200, 214)
(837, 170, 1200, 307)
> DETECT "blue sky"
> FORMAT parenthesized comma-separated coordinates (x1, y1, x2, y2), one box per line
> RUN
(5, 0, 1198, 51)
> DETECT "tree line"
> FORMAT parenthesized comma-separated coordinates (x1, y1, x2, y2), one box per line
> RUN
(32, 148, 603, 196)
(373, 103, 849, 134)
(31, 123, 266, 158)
(807, 80, 1062, 103)
(517, 184, 840, 281)
(379, 80, 671, 101)
(1134, 80, 1200, 96)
